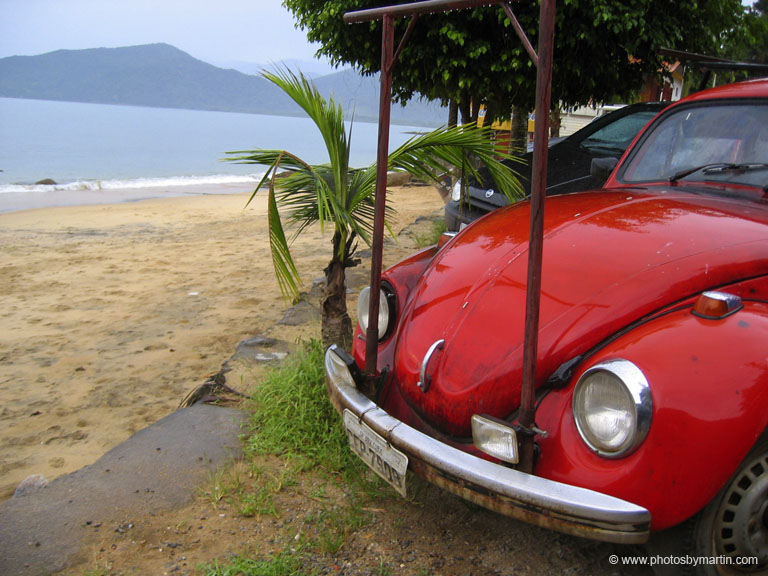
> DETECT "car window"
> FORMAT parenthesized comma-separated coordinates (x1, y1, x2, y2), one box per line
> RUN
(580, 111, 658, 152)
(620, 103, 768, 187)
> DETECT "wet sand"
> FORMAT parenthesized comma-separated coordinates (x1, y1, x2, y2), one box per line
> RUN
(0, 183, 444, 498)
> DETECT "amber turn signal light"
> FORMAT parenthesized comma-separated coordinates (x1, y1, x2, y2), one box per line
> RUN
(692, 291, 743, 320)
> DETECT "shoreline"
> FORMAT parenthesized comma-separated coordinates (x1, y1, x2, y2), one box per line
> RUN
(0, 182, 445, 499)
(0, 181, 260, 214)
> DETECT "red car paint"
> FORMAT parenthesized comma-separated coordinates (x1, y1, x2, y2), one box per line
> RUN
(352, 79, 768, 534)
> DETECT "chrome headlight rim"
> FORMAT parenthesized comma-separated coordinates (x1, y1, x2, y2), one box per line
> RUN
(356, 282, 397, 342)
(572, 359, 652, 459)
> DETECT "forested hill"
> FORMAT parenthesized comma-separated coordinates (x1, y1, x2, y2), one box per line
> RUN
(0, 43, 447, 126)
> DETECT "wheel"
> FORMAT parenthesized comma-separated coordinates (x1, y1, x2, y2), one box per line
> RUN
(691, 436, 768, 575)
(647, 435, 768, 576)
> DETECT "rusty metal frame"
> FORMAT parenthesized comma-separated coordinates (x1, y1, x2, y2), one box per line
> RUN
(345, 0, 555, 473)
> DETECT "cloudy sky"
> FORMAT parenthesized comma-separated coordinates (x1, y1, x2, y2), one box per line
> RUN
(0, 0, 330, 68)
(0, 0, 757, 66)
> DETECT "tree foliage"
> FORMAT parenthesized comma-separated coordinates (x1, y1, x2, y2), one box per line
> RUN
(723, 0, 768, 63)
(283, 0, 746, 121)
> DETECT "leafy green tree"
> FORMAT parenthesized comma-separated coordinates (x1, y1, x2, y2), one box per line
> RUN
(724, 0, 768, 63)
(283, 0, 746, 123)
(227, 69, 522, 348)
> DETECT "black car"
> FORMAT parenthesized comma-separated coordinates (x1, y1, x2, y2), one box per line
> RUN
(445, 102, 670, 231)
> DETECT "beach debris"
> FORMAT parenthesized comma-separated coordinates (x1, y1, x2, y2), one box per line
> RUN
(115, 522, 134, 534)
(179, 369, 250, 408)
(13, 474, 48, 498)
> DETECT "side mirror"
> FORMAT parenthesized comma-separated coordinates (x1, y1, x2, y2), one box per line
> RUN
(590, 157, 619, 186)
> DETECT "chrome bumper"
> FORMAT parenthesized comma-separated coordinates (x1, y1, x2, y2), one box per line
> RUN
(325, 346, 651, 545)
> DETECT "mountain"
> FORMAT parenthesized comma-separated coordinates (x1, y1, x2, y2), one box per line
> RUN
(0, 44, 300, 116)
(215, 57, 339, 78)
(0, 43, 446, 126)
(313, 68, 447, 126)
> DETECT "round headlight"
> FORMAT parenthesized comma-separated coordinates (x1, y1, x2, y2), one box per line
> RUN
(357, 286, 391, 341)
(572, 359, 652, 458)
(451, 180, 463, 202)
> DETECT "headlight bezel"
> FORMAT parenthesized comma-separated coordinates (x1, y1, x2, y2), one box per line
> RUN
(356, 282, 397, 342)
(572, 359, 652, 459)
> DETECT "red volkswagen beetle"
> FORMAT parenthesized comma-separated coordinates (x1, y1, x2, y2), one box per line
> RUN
(325, 79, 768, 573)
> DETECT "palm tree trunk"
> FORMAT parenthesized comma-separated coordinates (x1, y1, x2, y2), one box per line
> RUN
(510, 106, 529, 152)
(550, 108, 562, 138)
(448, 100, 458, 128)
(322, 231, 353, 349)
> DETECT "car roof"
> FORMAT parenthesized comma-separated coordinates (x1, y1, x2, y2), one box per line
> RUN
(676, 77, 768, 104)
(607, 78, 768, 190)
(565, 101, 669, 143)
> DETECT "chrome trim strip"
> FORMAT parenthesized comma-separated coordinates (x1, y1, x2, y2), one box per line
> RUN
(326, 347, 650, 544)
(417, 339, 444, 393)
(702, 290, 742, 312)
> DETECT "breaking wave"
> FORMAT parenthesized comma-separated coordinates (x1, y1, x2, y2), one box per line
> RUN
(0, 173, 266, 194)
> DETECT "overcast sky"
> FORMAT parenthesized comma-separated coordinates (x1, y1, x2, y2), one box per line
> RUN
(0, 0, 330, 68)
(0, 0, 757, 66)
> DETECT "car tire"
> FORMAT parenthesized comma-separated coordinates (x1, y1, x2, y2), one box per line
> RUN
(648, 432, 768, 576)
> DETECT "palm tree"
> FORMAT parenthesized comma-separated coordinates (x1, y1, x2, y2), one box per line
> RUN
(227, 68, 523, 349)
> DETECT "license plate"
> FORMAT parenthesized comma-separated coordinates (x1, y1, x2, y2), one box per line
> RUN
(343, 410, 408, 497)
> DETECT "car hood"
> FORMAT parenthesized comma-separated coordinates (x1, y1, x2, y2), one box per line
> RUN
(467, 139, 607, 204)
(393, 189, 768, 437)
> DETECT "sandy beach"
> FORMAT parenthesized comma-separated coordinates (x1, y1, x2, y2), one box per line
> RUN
(0, 183, 444, 499)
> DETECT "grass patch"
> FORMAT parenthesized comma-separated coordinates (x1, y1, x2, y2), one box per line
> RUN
(243, 339, 371, 486)
(413, 218, 447, 248)
(305, 501, 372, 555)
(199, 551, 305, 576)
(198, 339, 389, 575)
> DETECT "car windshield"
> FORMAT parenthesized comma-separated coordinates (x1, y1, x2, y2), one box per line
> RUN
(619, 102, 768, 189)
(580, 111, 658, 153)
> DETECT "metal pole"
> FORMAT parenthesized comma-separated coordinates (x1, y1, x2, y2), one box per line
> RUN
(346, 3, 556, 449)
(502, 3, 538, 67)
(344, 0, 496, 23)
(364, 14, 395, 378)
(349, 0, 505, 379)
(518, 0, 555, 474)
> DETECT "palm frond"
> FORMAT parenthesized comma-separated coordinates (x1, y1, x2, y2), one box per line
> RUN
(344, 167, 395, 247)
(388, 125, 526, 203)
(223, 69, 526, 311)
(266, 175, 303, 303)
(262, 67, 350, 202)
(226, 149, 310, 171)
(225, 149, 315, 209)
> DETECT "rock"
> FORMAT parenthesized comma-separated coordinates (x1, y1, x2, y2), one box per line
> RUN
(278, 300, 320, 326)
(238, 335, 278, 349)
(13, 474, 48, 497)
(35, 178, 57, 186)
(310, 276, 327, 297)
(0, 405, 246, 575)
(231, 335, 291, 364)
(386, 172, 413, 186)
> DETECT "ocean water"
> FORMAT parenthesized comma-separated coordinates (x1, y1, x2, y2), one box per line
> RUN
(0, 97, 435, 208)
